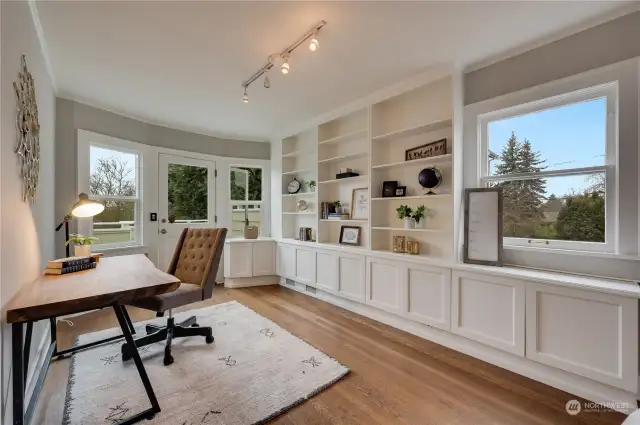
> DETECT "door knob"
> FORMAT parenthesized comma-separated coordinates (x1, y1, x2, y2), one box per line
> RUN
(160, 229, 167, 234)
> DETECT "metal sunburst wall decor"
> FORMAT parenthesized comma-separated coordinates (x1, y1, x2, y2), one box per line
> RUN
(13, 55, 40, 202)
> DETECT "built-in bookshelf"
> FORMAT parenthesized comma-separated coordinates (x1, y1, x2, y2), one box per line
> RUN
(279, 76, 455, 261)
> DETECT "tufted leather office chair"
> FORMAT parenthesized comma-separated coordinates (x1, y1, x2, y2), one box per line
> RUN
(121, 227, 227, 366)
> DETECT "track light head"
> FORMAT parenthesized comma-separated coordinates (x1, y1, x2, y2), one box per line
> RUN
(264, 71, 271, 88)
(242, 87, 249, 103)
(309, 35, 319, 51)
(281, 55, 290, 74)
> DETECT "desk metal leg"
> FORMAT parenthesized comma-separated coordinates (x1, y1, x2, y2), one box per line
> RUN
(112, 304, 160, 424)
(12, 322, 25, 425)
(23, 322, 33, 382)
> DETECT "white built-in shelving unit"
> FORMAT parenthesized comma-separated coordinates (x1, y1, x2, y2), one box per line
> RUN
(280, 76, 454, 261)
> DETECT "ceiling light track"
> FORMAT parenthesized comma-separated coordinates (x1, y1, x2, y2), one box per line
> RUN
(241, 20, 326, 103)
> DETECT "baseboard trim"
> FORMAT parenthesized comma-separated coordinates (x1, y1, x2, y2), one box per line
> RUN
(224, 275, 279, 288)
(279, 278, 637, 414)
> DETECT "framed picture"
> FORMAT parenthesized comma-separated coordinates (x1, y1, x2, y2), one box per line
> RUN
(463, 188, 503, 266)
(351, 188, 369, 220)
(382, 181, 398, 198)
(405, 138, 447, 161)
(395, 186, 406, 197)
(339, 226, 361, 245)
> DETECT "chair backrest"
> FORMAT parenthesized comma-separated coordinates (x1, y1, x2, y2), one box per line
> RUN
(167, 228, 227, 300)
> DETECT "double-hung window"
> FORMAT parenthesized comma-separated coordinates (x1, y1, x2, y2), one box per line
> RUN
(78, 131, 142, 248)
(230, 166, 263, 238)
(478, 83, 617, 253)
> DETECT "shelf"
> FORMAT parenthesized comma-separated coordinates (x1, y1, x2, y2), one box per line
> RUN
(282, 192, 316, 197)
(282, 168, 311, 176)
(371, 194, 451, 201)
(320, 219, 368, 224)
(318, 151, 368, 164)
(282, 212, 316, 215)
(282, 149, 311, 158)
(372, 226, 445, 233)
(318, 128, 368, 146)
(371, 119, 452, 142)
(318, 175, 368, 185)
(371, 249, 446, 260)
(372, 154, 452, 170)
(319, 242, 367, 250)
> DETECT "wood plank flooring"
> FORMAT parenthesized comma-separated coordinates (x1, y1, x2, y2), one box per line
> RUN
(32, 285, 626, 425)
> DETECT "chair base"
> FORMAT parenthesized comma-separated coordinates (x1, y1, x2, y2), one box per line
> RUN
(121, 316, 214, 366)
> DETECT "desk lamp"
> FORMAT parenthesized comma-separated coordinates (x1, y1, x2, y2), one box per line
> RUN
(56, 193, 105, 257)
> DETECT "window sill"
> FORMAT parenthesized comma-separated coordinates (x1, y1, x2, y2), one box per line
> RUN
(504, 244, 640, 261)
(91, 244, 149, 257)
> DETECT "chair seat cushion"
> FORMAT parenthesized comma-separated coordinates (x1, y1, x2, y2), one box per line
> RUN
(128, 283, 203, 313)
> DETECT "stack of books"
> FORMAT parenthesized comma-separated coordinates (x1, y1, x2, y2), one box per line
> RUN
(328, 213, 350, 220)
(44, 255, 99, 275)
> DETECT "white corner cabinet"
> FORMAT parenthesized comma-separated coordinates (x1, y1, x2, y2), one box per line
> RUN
(275, 238, 640, 410)
(223, 238, 278, 288)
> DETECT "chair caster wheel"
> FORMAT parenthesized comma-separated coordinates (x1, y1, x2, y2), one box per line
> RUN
(145, 414, 155, 420)
(163, 354, 174, 366)
(206, 335, 214, 344)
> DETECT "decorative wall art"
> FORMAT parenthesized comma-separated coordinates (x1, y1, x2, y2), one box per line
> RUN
(463, 188, 504, 266)
(13, 55, 40, 202)
(382, 181, 398, 198)
(405, 138, 447, 161)
(350, 188, 369, 220)
(339, 226, 361, 245)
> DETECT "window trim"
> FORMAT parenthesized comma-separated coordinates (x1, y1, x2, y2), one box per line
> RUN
(77, 130, 144, 249)
(477, 82, 618, 253)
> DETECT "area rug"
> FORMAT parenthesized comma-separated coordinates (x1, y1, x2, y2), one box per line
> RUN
(63, 301, 349, 425)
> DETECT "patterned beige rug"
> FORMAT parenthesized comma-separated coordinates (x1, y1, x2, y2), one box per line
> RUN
(63, 301, 349, 425)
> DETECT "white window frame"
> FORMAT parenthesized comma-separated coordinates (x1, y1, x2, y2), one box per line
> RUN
(77, 130, 144, 249)
(478, 82, 618, 253)
(229, 164, 265, 236)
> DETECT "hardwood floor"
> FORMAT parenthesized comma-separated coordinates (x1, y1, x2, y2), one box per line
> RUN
(33, 285, 626, 425)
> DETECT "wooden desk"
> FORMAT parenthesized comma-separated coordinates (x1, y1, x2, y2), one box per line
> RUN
(6, 255, 180, 425)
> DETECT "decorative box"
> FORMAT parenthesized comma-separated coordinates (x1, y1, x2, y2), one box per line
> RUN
(336, 172, 360, 179)
(392, 236, 406, 253)
(406, 240, 420, 255)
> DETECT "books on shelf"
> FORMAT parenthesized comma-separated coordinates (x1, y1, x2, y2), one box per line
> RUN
(45, 255, 99, 275)
(328, 213, 350, 220)
(45, 261, 97, 275)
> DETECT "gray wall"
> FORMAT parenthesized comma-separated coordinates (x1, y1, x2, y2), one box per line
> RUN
(1, 1, 56, 421)
(55, 98, 270, 255)
(465, 11, 640, 105)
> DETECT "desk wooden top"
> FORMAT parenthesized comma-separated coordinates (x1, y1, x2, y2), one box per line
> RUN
(5, 255, 180, 323)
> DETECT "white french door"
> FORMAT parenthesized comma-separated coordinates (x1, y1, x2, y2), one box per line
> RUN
(157, 153, 216, 271)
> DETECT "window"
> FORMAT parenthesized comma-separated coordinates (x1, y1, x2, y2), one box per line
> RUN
(168, 163, 208, 223)
(230, 166, 262, 238)
(479, 83, 616, 252)
(87, 143, 141, 247)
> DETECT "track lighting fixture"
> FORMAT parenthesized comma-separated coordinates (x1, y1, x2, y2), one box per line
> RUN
(240, 20, 326, 102)
(309, 32, 319, 51)
(281, 55, 290, 75)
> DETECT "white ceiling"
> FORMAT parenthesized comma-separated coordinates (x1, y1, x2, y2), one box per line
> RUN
(35, 1, 634, 142)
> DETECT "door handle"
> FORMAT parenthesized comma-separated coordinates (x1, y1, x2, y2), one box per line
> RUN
(160, 229, 167, 234)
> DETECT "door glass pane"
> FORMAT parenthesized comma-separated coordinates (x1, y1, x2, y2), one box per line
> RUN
(93, 200, 136, 244)
(168, 163, 208, 222)
(231, 204, 261, 238)
(488, 172, 605, 243)
(230, 167, 262, 201)
(487, 97, 606, 175)
(90, 146, 137, 196)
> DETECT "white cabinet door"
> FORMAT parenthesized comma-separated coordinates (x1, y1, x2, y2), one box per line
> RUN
(316, 250, 338, 293)
(336, 253, 366, 302)
(276, 244, 295, 279)
(225, 243, 253, 278)
(451, 271, 525, 356)
(404, 264, 451, 331)
(365, 257, 404, 314)
(526, 283, 638, 392)
(294, 247, 316, 285)
(252, 242, 275, 276)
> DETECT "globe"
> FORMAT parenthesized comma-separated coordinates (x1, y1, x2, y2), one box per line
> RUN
(418, 167, 442, 195)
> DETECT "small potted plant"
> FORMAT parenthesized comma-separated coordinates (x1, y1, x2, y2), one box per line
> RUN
(396, 205, 414, 229)
(307, 180, 316, 193)
(412, 205, 432, 229)
(66, 233, 99, 257)
(332, 200, 342, 214)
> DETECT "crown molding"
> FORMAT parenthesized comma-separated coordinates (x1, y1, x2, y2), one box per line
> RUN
(28, 0, 57, 93)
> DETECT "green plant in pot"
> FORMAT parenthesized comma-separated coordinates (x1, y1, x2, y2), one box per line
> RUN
(332, 200, 342, 214)
(307, 180, 316, 193)
(412, 205, 432, 229)
(66, 233, 99, 257)
(396, 205, 414, 229)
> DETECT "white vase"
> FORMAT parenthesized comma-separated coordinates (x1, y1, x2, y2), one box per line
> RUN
(414, 218, 426, 229)
(403, 218, 415, 229)
(74, 245, 91, 257)
(310, 186, 316, 193)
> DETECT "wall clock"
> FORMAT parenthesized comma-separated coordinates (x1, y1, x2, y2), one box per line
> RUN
(287, 177, 301, 194)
